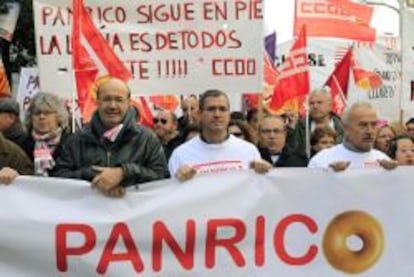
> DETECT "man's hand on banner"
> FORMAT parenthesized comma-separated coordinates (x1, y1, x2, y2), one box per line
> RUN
(102, 185, 126, 198)
(329, 161, 351, 172)
(0, 167, 19, 185)
(91, 166, 124, 195)
(250, 160, 272, 174)
(378, 159, 398, 171)
(176, 165, 197, 182)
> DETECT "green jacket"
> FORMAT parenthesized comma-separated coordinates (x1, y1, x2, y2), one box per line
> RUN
(288, 113, 344, 155)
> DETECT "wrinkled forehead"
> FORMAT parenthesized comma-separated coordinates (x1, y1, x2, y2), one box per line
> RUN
(260, 117, 285, 129)
(183, 96, 198, 104)
(201, 95, 230, 111)
(309, 93, 330, 102)
(155, 110, 172, 120)
(397, 138, 414, 148)
(350, 107, 378, 122)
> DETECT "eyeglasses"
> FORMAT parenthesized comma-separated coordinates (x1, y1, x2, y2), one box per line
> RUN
(231, 132, 243, 137)
(100, 96, 128, 104)
(203, 106, 229, 113)
(154, 118, 168, 125)
(33, 110, 56, 116)
(260, 128, 285, 135)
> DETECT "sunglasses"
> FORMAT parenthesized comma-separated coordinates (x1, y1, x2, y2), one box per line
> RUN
(154, 118, 168, 125)
(231, 132, 243, 137)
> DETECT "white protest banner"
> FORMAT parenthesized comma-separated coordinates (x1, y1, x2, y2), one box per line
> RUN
(33, 0, 263, 103)
(0, 1, 20, 41)
(276, 38, 401, 121)
(1, 168, 414, 276)
(16, 67, 40, 116)
(401, 7, 414, 121)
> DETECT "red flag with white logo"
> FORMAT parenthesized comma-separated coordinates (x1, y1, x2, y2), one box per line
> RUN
(270, 25, 309, 110)
(325, 47, 352, 115)
(294, 0, 375, 42)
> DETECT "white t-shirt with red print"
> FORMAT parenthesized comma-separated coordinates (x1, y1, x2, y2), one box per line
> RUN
(168, 135, 261, 177)
(308, 143, 390, 169)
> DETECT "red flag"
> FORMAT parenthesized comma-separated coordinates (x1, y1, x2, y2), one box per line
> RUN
(0, 61, 10, 97)
(72, 0, 132, 122)
(270, 25, 309, 110)
(351, 53, 383, 90)
(149, 95, 179, 111)
(132, 97, 153, 128)
(325, 47, 352, 115)
(263, 52, 279, 85)
(294, 0, 375, 41)
(328, 0, 373, 24)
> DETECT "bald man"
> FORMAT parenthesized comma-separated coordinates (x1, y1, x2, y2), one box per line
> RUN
(52, 78, 168, 197)
(308, 102, 397, 171)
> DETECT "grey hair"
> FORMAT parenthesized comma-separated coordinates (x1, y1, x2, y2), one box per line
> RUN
(310, 87, 332, 104)
(341, 102, 376, 125)
(25, 93, 69, 132)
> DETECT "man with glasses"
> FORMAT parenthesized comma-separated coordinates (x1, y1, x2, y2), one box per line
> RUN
(258, 115, 308, 167)
(52, 78, 168, 197)
(308, 102, 397, 171)
(153, 109, 182, 161)
(169, 89, 271, 181)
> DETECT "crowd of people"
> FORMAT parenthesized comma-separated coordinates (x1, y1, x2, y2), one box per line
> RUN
(0, 77, 413, 197)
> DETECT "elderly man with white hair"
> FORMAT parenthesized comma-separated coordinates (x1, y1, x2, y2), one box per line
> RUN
(308, 102, 397, 171)
(290, 87, 345, 154)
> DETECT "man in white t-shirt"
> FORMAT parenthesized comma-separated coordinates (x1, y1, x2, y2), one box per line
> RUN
(308, 102, 397, 171)
(169, 89, 271, 181)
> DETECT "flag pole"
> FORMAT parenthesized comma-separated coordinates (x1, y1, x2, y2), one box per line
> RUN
(305, 94, 310, 159)
(71, 71, 77, 133)
(58, 67, 77, 133)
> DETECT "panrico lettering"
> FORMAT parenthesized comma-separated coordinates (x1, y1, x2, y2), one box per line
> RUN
(55, 212, 383, 274)
(55, 214, 318, 274)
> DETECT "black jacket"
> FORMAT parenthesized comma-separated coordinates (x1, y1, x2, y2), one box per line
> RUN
(258, 146, 308, 167)
(163, 134, 183, 162)
(25, 129, 72, 161)
(3, 121, 31, 158)
(51, 108, 168, 186)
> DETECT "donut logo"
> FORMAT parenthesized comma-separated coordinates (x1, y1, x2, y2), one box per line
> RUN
(323, 210, 384, 274)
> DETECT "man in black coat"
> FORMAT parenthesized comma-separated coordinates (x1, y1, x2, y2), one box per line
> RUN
(258, 115, 308, 167)
(51, 78, 168, 197)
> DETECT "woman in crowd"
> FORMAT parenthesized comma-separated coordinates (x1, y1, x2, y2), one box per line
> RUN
(228, 120, 257, 144)
(310, 127, 337, 157)
(390, 135, 414, 165)
(0, 93, 70, 183)
(374, 124, 396, 156)
(24, 93, 71, 176)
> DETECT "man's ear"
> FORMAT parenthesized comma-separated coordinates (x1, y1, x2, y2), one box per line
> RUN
(9, 113, 17, 122)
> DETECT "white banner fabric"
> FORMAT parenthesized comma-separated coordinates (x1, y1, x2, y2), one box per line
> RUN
(1, 168, 414, 276)
(277, 38, 401, 121)
(33, 0, 263, 100)
(401, 7, 414, 121)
